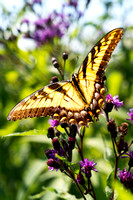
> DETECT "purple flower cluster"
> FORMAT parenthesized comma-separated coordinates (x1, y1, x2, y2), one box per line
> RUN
(106, 94, 123, 111)
(32, 0, 42, 4)
(45, 122, 78, 172)
(79, 159, 98, 178)
(45, 138, 69, 171)
(118, 168, 133, 190)
(127, 109, 133, 124)
(48, 119, 59, 127)
(23, 11, 70, 46)
(45, 136, 69, 171)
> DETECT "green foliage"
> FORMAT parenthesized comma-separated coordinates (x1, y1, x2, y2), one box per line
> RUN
(114, 182, 133, 200)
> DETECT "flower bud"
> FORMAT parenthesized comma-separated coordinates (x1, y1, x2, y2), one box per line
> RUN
(119, 122, 129, 135)
(50, 76, 59, 83)
(107, 119, 117, 138)
(117, 139, 128, 153)
(77, 173, 85, 185)
(55, 130, 60, 137)
(45, 149, 52, 158)
(104, 100, 113, 113)
(61, 139, 69, 152)
(52, 138, 60, 150)
(47, 158, 60, 169)
(128, 159, 133, 169)
(62, 52, 68, 60)
(70, 124, 77, 137)
(47, 127, 55, 139)
(52, 57, 56, 63)
(68, 137, 75, 149)
(61, 123, 68, 128)
(52, 57, 59, 68)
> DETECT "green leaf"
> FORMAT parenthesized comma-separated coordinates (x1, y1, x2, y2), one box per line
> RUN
(16, 159, 45, 200)
(105, 169, 114, 199)
(2, 129, 47, 137)
(30, 186, 83, 200)
(115, 181, 133, 200)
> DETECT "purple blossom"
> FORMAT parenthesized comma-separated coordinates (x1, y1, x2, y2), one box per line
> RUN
(127, 109, 133, 124)
(79, 159, 98, 178)
(118, 168, 133, 190)
(33, 28, 54, 43)
(106, 94, 123, 110)
(34, 18, 48, 28)
(32, 0, 42, 4)
(48, 119, 59, 127)
(48, 166, 55, 171)
(45, 149, 58, 160)
(23, 11, 70, 46)
(122, 151, 133, 159)
(122, 151, 133, 168)
(22, 19, 30, 24)
(45, 149, 59, 171)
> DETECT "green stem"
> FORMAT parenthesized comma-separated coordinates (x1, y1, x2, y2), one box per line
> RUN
(68, 169, 87, 200)
(111, 153, 119, 199)
(89, 180, 97, 200)
(75, 138, 84, 161)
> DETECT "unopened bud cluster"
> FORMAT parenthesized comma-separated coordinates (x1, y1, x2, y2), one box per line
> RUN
(45, 122, 77, 171)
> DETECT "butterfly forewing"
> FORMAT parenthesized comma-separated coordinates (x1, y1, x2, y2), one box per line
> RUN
(77, 28, 124, 104)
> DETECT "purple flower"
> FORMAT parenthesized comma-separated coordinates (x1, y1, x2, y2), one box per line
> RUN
(22, 19, 30, 24)
(127, 109, 133, 124)
(48, 119, 59, 127)
(106, 94, 123, 110)
(32, 0, 42, 4)
(123, 151, 133, 159)
(34, 18, 47, 28)
(122, 151, 133, 168)
(23, 11, 70, 46)
(79, 159, 98, 178)
(118, 168, 133, 190)
(45, 149, 58, 160)
(45, 149, 60, 171)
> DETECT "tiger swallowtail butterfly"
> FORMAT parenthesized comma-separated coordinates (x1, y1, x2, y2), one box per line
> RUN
(7, 28, 124, 126)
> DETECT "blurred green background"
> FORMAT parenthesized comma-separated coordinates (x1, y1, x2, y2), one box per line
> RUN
(0, 0, 133, 199)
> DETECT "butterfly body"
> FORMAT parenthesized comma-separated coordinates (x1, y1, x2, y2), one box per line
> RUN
(7, 28, 124, 126)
